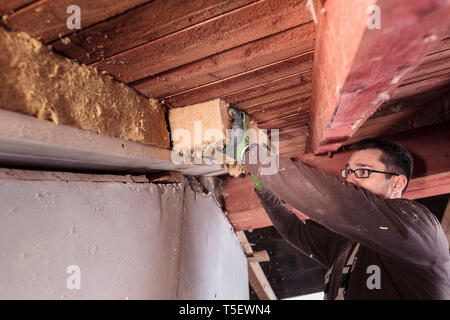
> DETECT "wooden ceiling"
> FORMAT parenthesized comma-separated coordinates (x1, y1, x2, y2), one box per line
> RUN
(1, 0, 449, 158)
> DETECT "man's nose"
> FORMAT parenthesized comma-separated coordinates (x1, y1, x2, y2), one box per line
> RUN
(346, 173, 360, 186)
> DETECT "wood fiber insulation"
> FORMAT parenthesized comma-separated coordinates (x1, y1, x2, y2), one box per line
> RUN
(0, 27, 170, 148)
(169, 98, 268, 177)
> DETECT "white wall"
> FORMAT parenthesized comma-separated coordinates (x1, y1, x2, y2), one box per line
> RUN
(0, 174, 248, 299)
(178, 187, 249, 299)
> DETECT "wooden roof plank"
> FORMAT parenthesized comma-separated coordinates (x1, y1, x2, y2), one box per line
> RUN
(91, 0, 312, 83)
(233, 79, 312, 109)
(222, 72, 311, 106)
(165, 53, 313, 108)
(0, 0, 35, 15)
(3, 0, 151, 42)
(310, 0, 450, 154)
(132, 23, 315, 98)
(51, 0, 259, 64)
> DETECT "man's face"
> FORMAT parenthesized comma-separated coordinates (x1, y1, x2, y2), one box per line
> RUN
(345, 149, 405, 199)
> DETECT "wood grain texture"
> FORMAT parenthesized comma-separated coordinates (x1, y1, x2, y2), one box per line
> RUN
(133, 23, 315, 98)
(0, 0, 35, 15)
(403, 172, 450, 200)
(227, 74, 312, 109)
(236, 231, 277, 300)
(165, 52, 313, 108)
(3, 0, 151, 42)
(51, 0, 258, 64)
(92, 0, 312, 83)
(310, 0, 450, 154)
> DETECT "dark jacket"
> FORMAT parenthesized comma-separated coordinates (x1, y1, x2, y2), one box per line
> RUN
(244, 155, 450, 299)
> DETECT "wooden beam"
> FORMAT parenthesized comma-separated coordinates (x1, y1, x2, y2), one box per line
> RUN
(50, 0, 258, 64)
(244, 93, 310, 115)
(245, 99, 310, 123)
(223, 72, 312, 107)
(0, 0, 34, 15)
(92, 0, 312, 83)
(3, 0, 150, 42)
(310, 0, 450, 154)
(440, 198, 450, 246)
(236, 231, 277, 300)
(132, 22, 315, 98)
(164, 52, 313, 108)
(247, 250, 271, 263)
(345, 87, 450, 146)
(389, 72, 450, 101)
(403, 172, 450, 200)
(0, 109, 227, 176)
(230, 77, 312, 110)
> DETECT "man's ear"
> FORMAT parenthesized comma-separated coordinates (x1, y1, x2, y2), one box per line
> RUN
(393, 175, 408, 194)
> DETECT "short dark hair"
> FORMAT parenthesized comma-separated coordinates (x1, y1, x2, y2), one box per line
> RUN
(350, 139, 413, 193)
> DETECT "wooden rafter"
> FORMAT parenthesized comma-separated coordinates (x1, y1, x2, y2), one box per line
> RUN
(225, 121, 450, 231)
(309, 0, 450, 154)
(236, 231, 277, 300)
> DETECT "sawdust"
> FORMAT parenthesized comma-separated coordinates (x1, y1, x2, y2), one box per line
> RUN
(0, 27, 169, 148)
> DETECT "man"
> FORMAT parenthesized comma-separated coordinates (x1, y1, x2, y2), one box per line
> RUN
(229, 110, 450, 300)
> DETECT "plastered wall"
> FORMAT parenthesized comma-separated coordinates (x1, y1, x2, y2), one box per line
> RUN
(0, 174, 248, 299)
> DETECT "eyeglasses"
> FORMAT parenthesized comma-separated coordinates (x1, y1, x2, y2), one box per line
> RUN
(341, 168, 399, 179)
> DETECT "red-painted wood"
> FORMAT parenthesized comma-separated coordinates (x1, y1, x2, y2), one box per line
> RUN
(164, 53, 313, 107)
(310, 0, 450, 154)
(0, 0, 33, 15)
(50, 0, 258, 64)
(223, 73, 311, 108)
(3, 0, 151, 42)
(133, 23, 315, 98)
(404, 172, 450, 200)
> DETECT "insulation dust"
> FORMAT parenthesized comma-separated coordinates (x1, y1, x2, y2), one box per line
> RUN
(0, 27, 170, 148)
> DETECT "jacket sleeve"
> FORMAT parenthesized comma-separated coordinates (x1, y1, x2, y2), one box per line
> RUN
(255, 187, 348, 268)
(244, 154, 448, 269)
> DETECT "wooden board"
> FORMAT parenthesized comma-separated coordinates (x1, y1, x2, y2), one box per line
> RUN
(133, 23, 315, 98)
(0, 0, 34, 15)
(0, 109, 227, 176)
(309, 0, 450, 154)
(3, 0, 151, 42)
(92, 0, 312, 83)
(51, 0, 258, 64)
(165, 53, 313, 108)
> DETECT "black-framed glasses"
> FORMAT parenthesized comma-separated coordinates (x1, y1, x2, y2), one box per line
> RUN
(341, 168, 399, 179)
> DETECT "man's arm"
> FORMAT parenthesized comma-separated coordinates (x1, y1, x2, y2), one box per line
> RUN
(255, 187, 348, 268)
(244, 153, 448, 269)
